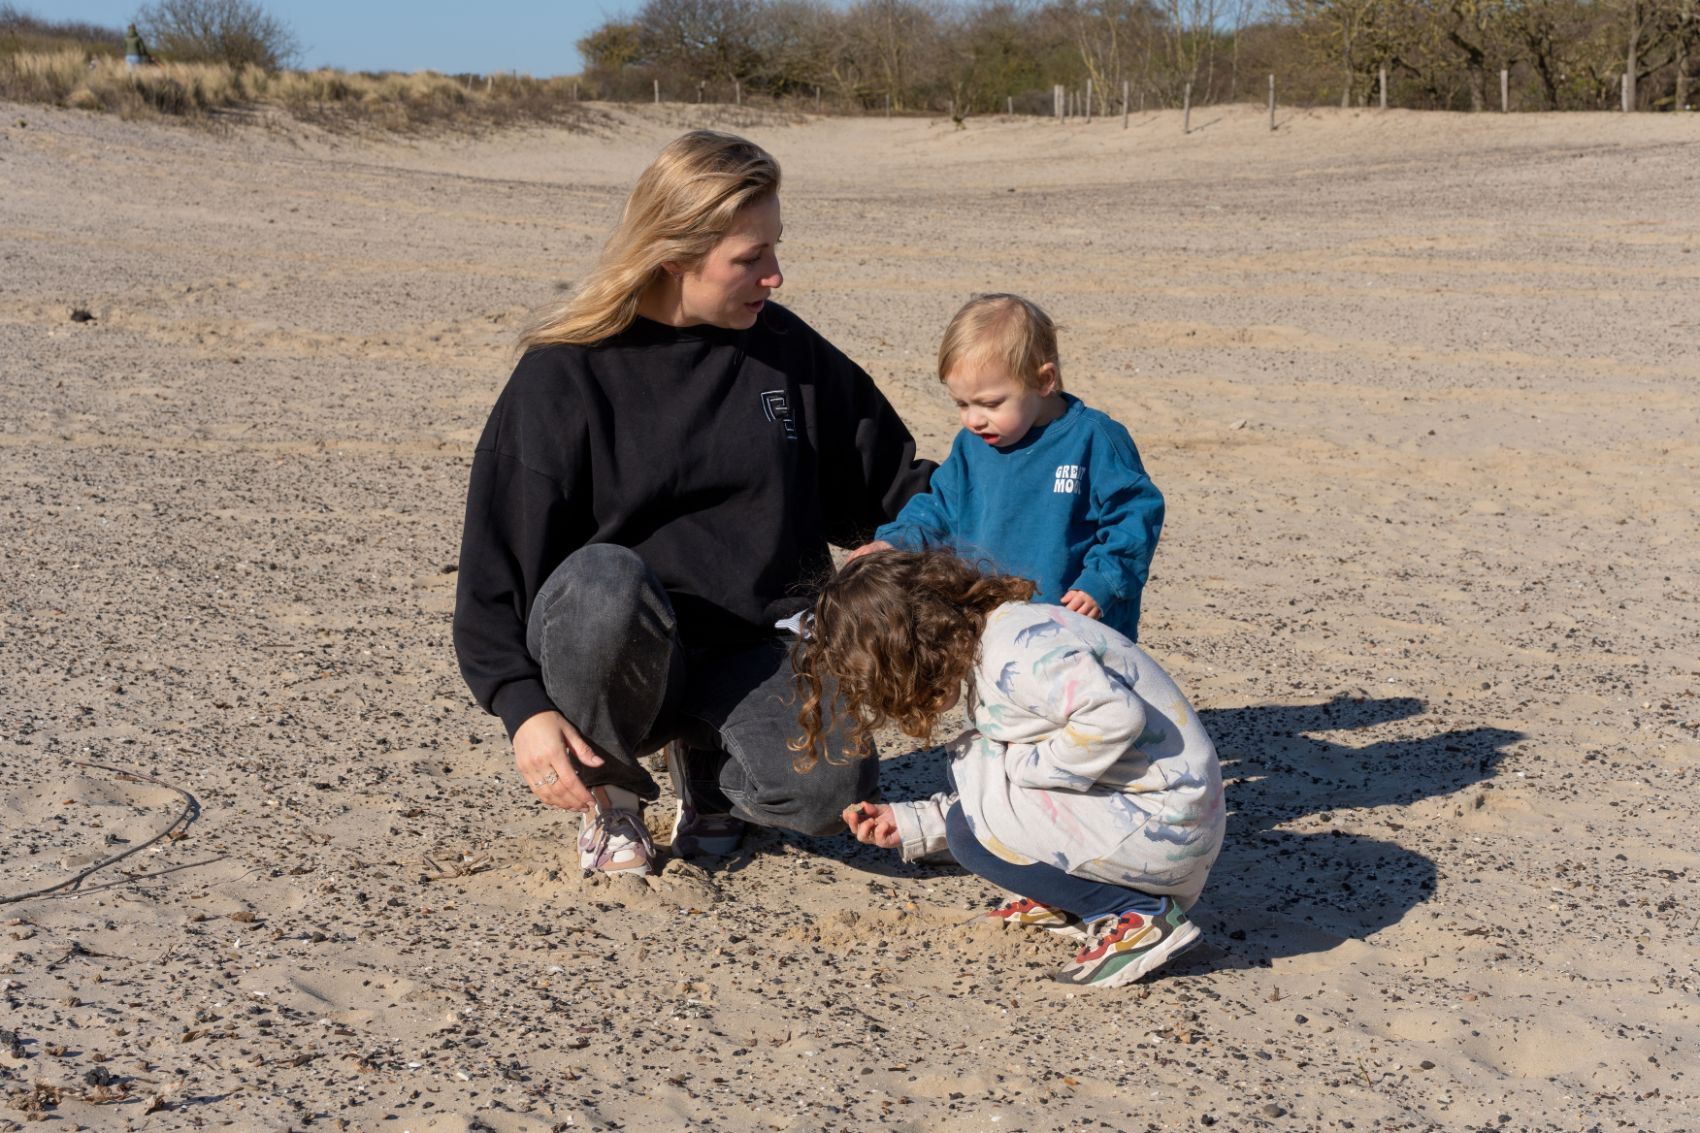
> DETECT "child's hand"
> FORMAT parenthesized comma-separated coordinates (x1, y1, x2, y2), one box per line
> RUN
(1061, 589, 1102, 619)
(845, 540, 894, 563)
(842, 801, 900, 848)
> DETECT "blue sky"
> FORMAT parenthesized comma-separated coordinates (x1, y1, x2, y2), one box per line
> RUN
(47, 1, 641, 76)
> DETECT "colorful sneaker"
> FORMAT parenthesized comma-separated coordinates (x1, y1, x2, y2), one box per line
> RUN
(664, 742, 745, 858)
(1053, 898, 1201, 988)
(987, 896, 1087, 942)
(577, 786, 655, 877)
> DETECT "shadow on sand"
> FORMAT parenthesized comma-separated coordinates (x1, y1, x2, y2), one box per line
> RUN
(748, 693, 1522, 971)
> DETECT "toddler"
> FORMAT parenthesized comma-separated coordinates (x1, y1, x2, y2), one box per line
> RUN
(853, 293, 1163, 642)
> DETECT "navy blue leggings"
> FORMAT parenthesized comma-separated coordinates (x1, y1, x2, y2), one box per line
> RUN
(944, 802, 1163, 922)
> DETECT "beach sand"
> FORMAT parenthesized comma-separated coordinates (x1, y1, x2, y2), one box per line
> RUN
(1, 99, 1696, 1131)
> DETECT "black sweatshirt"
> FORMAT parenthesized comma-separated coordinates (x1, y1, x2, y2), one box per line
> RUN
(453, 303, 935, 737)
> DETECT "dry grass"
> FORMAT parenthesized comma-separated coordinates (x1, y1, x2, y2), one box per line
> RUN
(0, 50, 597, 132)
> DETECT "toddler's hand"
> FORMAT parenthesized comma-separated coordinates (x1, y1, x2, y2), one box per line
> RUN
(1061, 589, 1102, 619)
(842, 801, 900, 849)
(845, 540, 894, 563)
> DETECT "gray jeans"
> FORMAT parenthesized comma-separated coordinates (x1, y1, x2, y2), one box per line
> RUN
(526, 544, 876, 836)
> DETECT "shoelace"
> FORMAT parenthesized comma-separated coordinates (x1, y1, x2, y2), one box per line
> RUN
(583, 808, 653, 865)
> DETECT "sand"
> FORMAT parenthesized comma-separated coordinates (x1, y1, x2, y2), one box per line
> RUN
(1, 99, 1697, 1132)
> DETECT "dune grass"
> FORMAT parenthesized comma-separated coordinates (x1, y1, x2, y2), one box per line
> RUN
(0, 49, 595, 131)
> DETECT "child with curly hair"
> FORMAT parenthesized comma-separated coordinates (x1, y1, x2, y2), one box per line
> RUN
(792, 550, 1224, 988)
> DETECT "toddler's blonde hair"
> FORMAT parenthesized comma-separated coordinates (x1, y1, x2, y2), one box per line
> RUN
(937, 293, 1061, 391)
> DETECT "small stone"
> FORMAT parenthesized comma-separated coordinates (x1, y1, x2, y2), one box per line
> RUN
(1420, 1059, 1435, 1070)
(1262, 1103, 1286, 1118)
(1294, 1014, 1308, 1024)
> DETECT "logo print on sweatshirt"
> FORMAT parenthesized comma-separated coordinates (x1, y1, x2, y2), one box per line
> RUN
(1053, 464, 1083, 494)
(760, 390, 797, 441)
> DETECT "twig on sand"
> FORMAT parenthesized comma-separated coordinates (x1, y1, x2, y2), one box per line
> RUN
(422, 851, 492, 881)
(0, 760, 201, 906)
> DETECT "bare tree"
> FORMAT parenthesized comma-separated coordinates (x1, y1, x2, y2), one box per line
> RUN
(842, 0, 939, 109)
(634, 0, 764, 89)
(134, 0, 300, 69)
(564, 0, 1697, 112)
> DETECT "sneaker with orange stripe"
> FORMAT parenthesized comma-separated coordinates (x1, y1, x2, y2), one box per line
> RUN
(986, 896, 1087, 941)
(1053, 898, 1200, 988)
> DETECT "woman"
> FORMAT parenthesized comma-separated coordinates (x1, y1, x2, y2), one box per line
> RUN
(453, 131, 932, 876)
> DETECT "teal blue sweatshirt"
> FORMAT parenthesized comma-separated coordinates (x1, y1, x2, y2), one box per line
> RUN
(874, 394, 1163, 641)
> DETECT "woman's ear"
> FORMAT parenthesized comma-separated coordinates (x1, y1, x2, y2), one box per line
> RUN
(1035, 362, 1060, 395)
(659, 260, 683, 278)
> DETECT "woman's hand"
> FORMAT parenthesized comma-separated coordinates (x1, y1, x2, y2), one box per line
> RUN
(842, 801, 899, 848)
(844, 540, 894, 563)
(1060, 589, 1102, 619)
(513, 710, 604, 811)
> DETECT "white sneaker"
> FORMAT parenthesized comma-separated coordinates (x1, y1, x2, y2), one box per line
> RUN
(576, 785, 654, 877)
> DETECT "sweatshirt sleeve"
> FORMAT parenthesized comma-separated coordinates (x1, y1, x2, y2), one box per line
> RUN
(452, 358, 591, 738)
(1070, 428, 1163, 638)
(814, 337, 935, 548)
(891, 790, 957, 862)
(874, 433, 964, 550)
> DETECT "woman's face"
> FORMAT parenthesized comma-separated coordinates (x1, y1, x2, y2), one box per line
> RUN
(675, 195, 784, 330)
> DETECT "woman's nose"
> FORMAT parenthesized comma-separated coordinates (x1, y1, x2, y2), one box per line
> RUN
(761, 253, 782, 290)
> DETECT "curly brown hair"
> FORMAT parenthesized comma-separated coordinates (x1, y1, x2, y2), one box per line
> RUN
(789, 550, 1036, 771)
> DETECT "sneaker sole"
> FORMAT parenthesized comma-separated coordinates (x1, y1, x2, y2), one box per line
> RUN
(1055, 922, 1202, 988)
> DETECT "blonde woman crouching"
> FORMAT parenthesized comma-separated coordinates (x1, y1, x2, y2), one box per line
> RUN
(452, 131, 933, 876)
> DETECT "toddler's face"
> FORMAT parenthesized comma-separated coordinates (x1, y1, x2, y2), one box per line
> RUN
(943, 358, 1061, 448)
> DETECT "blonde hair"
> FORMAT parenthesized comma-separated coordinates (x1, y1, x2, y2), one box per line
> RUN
(521, 131, 781, 350)
(937, 293, 1061, 391)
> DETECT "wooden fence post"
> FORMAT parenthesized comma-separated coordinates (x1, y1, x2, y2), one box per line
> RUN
(1500, 68, 1509, 112)
(1379, 64, 1387, 109)
(1268, 73, 1275, 130)
(1183, 81, 1192, 134)
(1085, 78, 1093, 123)
(1123, 80, 1130, 128)
(653, 79, 659, 104)
(1621, 72, 1630, 111)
